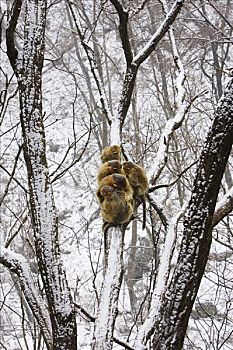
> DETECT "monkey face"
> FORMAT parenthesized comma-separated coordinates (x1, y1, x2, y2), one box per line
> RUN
(123, 161, 134, 174)
(107, 160, 122, 171)
(101, 145, 121, 162)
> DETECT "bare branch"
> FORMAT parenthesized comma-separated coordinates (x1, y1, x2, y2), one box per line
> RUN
(6, 0, 22, 70)
(74, 302, 135, 350)
(0, 145, 23, 206)
(66, 0, 112, 125)
(109, 0, 133, 65)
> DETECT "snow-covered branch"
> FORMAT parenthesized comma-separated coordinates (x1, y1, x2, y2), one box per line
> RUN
(92, 227, 124, 349)
(6, 1, 77, 348)
(110, 0, 184, 142)
(0, 245, 52, 349)
(213, 186, 233, 226)
(133, 0, 184, 66)
(150, 77, 233, 349)
(134, 206, 186, 348)
(148, 0, 186, 185)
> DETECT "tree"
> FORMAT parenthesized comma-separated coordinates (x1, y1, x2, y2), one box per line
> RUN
(0, 0, 233, 349)
(3, 0, 77, 349)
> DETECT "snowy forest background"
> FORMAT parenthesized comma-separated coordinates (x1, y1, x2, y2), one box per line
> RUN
(0, 0, 233, 349)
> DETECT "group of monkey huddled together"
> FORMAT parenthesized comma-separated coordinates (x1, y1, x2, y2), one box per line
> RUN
(96, 145, 149, 232)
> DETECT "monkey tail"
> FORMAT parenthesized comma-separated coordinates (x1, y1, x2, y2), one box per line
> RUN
(102, 222, 115, 267)
(142, 196, 147, 230)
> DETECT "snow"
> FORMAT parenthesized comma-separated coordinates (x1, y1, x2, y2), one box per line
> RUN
(110, 116, 121, 145)
(92, 227, 124, 348)
(134, 204, 186, 347)
(1, 0, 233, 349)
(0, 245, 52, 343)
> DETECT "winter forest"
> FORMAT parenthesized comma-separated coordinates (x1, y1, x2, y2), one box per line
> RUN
(0, 0, 233, 349)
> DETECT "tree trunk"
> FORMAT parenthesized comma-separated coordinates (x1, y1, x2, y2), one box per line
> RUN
(151, 77, 233, 350)
(92, 227, 125, 350)
(6, 1, 77, 348)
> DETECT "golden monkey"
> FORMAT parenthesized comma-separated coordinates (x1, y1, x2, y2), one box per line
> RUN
(123, 161, 149, 197)
(98, 185, 134, 225)
(101, 144, 122, 163)
(97, 173, 134, 203)
(97, 160, 124, 184)
(123, 161, 149, 229)
(97, 184, 134, 266)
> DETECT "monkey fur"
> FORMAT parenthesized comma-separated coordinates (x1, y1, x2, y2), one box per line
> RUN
(98, 184, 134, 266)
(97, 160, 124, 184)
(97, 173, 134, 202)
(97, 185, 134, 225)
(123, 161, 149, 229)
(123, 161, 149, 197)
(101, 144, 122, 163)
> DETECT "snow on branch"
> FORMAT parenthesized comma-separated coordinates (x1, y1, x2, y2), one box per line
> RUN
(133, 0, 184, 67)
(134, 206, 186, 348)
(213, 186, 233, 226)
(92, 227, 124, 349)
(148, 0, 186, 185)
(150, 77, 233, 349)
(0, 245, 52, 349)
(109, 0, 184, 143)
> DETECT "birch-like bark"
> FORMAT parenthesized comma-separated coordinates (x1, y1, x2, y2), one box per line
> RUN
(92, 227, 125, 349)
(6, 1, 77, 349)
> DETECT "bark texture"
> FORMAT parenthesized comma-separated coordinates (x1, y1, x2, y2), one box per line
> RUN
(6, 1, 77, 349)
(151, 77, 233, 350)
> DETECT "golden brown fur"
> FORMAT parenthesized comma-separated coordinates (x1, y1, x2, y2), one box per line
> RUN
(98, 185, 134, 225)
(101, 144, 122, 163)
(97, 160, 124, 184)
(123, 161, 149, 197)
(97, 173, 134, 201)
(123, 161, 149, 229)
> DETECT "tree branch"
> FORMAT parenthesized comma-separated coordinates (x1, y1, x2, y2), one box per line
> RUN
(0, 245, 52, 349)
(109, 0, 133, 65)
(151, 77, 233, 349)
(92, 226, 125, 350)
(133, 0, 184, 67)
(212, 186, 233, 227)
(6, 0, 22, 70)
(74, 302, 135, 350)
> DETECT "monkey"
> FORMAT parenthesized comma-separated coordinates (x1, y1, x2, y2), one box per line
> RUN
(97, 185, 134, 225)
(123, 161, 149, 197)
(97, 173, 134, 203)
(123, 161, 149, 229)
(97, 160, 125, 185)
(101, 144, 122, 163)
(97, 184, 134, 267)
